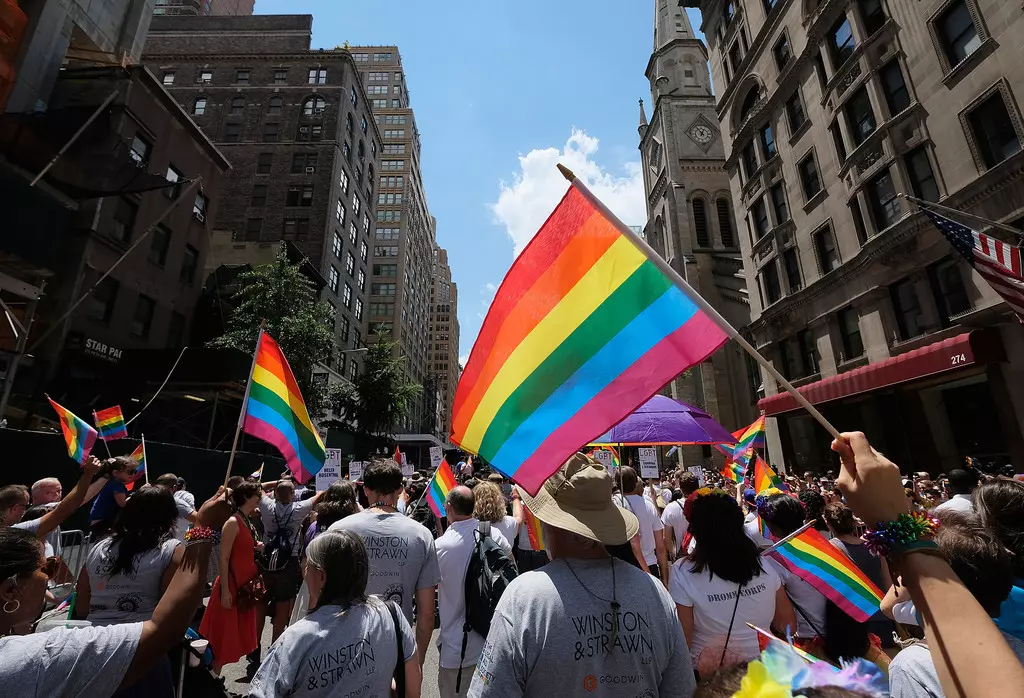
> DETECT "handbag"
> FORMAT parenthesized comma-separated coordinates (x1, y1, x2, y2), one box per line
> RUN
(230, 514, 267, 611)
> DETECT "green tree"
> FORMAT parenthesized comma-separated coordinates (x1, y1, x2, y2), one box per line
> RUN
(209, 248, 336, 416)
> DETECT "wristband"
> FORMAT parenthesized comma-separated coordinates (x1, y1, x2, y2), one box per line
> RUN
(862, 512, 939, 558)
(183, 525, 221, 546)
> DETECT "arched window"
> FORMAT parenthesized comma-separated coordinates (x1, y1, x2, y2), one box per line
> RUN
(229, 96, 245, 115)
(267, 96, 283, 115)
(303, 97, 326, 117)
(739, 87, 760, 124)
(693, 199, 710, 248)
(717, 198, 736, 247)
(192, 97, 207, 116)
(358, 140, 365, 161)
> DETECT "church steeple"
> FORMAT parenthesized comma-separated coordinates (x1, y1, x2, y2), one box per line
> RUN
(648, 1, 711, 98)
(638, 98, 649, 138)
(654, 0, 696, 52)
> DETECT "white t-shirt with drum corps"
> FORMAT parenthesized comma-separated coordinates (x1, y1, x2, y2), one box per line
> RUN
(329, 510, 440, 623)
(468, 557, 694, 698)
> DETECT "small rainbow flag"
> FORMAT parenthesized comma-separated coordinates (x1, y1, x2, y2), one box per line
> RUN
(523, 504, 545, 551)
(426, 459, 457, 518)
(730, 415, 766, 467)
(720, 461, 745, 484)
(393, 445, 403, 465)
(753, 456, 785, 495)
(48, 397, 97, 464)
(124, 442, 146, 492)
(765, 522, 883, 622)
(94, 406, 128, 441)
(249, 463, 264, 480)
(450, 178, 729, 494)
(242, 331, 325, 483)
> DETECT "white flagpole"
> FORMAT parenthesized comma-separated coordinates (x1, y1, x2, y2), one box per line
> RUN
(557, 164, 841, 441)
(224, 326, 264, 488)
(900, 192, 1024, 243)
(759, 520, 815, 556)
(142, 434, 149, 485)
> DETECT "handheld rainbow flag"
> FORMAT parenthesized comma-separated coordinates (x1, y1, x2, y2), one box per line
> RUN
(124, 441, 146, 492)
(241, 331, 325, 483)
(426, 459, 456, 518)
(523, 504, 545, 551)
(730, 415, 767, 467)
(450, 174, 729, 494)
(93, 406, 128, 441)
(753, 456, 785, 494)
(720, 461, 745, 484)
(47, 397, 97, 464)
(249, 463, 264, 480)
(764, 522, 884, 622)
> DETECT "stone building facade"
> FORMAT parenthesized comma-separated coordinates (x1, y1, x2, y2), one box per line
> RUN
(685, 0, 1024, 473)
(143, 15, 382, 381)
(640, 1, 758, 464)
(430, 246, 460, 441)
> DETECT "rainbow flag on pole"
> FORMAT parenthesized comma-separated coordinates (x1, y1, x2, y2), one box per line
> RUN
(242, 331, 325, 483)
(124, 441, 146, 492)
(94, 406, 128, 441)
(753, 456, 785, 494)
(720, 461, 745, 484)
(426, 459, 457, 518)
(450, 177, 729, 494)
(523, 505, 545, 551)
(47, 397, 97, 464)
(730, 415, 766, 467)
(765, 522, 884, 622)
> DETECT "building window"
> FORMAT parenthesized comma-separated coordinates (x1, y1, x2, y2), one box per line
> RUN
(828, 15, 856, 67)
(762, 261, 782, 304)
(298, 124, 322, 141)
(112, 197, 137, 242)
(693, 199, 710, 247)
(352, 196, 361, 216)
(813, 51, 828, 89)
(830, 121, 848, 164)
(302, 97, 326, 116)
(164, 165, 183, 200)
(332, 232, 342, 257)
(348, 360, 358, 381)
(785, 92, 807, 134)
(342, 283, 352, 308)
(244, 218, 262, 240)
(859, 0, 886, 36)
(760, 123, 777, 160)
(328, 266, 339, 293)
(798, 154, 822, 200)
(360, 240, 368, 261)
(741, 142, 758, 179)
(197, 70, 212, 84)
(929, 257, 972, 322)
(837, 307, 864, 360)
(285, 185, 314, 207)
(148, 225, 170, 266)
(377, 210, 402, 223)
(850, 198, 868, 244)
(281, 218, 309, 240)
(879, 61, 911, 115)
(346, 252, 355, 276)
(180, 245, 199, 285)
(936, 0, 982, 68)
(382, 160, 405, 171)
(308, 68, 327, 84)
(130, 295, 156, 339)
(129, 134, 151, 167)
(779, 338, 801, 380)
(357, 269, 365, 291)
(728, 42, 742, 74)
(375, 245, 399, 257)
(192, 97, 207, 116)
(904, 147, 940, 202)
(224, 122, 242, 142)
(374, 263, 398, 277)
(867, 168, 901, 230)
(844, 86, 877, 146)
(256, 152, 272, 175)
(235, 69, 250, 84)
(262, 122, 279, 142)
(372, 283, 397, 296)
(273, 68, 288, 84)
(339, 316, 350, 343)
(354, 299, 363, 321)
(770, 182, 789, 224)
(813, 226, 840, 273)
(87, 278, 118, 324)
(773, 34, 792, 71)
(335, 198, 345, 224)
(966, 91, 1022, 169)
(752, 197, 770, 237)
(362, 213, 370, 233)
(716, 199, 735, 247)
(891, 278, 925, 340)
(267, 96, 283, 115)
(361, 116, 368, 134)
(290, 152, 318, 173)
(797, 329, 820, 376)
(339, 168, 350, 194)
(349, 222, 358, 244)
(161, 71, 175, 86)
(228, 96, 245, 115)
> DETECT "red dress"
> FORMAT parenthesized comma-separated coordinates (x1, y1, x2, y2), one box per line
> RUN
(201, 513, 259, 666)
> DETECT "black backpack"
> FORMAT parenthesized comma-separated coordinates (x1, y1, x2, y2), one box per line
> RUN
(262, 506, 295, 572)
(456, 527, 518, 691)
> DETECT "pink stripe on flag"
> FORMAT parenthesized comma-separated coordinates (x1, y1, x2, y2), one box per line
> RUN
(514, 311, 727, 493)
(245, 417, 314, 483)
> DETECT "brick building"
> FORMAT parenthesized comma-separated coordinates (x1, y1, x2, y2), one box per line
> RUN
(685, 0, 1024, 473)
(153, 0, 254, 16)
(430, 246, 460, 440)
(143, 15, 383, 382)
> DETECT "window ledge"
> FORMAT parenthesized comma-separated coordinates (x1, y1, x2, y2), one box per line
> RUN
(790, 373, 821, 389)
(941, 38, 997, 90)
(788, 119, 811, 145)
(802, 188, 828, 213)
(836, 355, 869, 372)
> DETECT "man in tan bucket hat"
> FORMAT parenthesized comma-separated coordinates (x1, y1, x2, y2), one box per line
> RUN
(468, 453, 694, 697)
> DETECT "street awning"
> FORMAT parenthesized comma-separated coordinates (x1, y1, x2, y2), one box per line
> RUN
(758, 330, 1006, 416)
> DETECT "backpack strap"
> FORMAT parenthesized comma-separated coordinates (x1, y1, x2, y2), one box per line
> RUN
(456, 530, 483, 694)
(386, 600, 406, 698)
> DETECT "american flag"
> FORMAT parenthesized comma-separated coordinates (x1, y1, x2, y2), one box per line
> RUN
(924, 209, 1024, 321)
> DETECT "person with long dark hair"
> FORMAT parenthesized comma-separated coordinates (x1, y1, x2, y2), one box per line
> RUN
(249, 530, 421, 697)
(302, 480, 360, 550)
(670, 488, 796, 676)
(974, 479, 1024, 641)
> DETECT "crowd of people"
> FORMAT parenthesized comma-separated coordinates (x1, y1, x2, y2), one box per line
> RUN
(0, 435, 1022, 698)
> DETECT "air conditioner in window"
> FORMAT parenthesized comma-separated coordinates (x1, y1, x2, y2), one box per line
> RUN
(305, 166, 316, 174)
(194, 211, 205, 223)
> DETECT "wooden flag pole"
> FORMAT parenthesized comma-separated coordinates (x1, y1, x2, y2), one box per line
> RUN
(760, 520, 815, 556)
(556, 164, 841, 441)
(142, 434, 149, 485)
(224, 326, 264, 488)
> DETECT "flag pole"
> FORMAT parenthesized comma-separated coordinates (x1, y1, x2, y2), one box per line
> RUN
(900, 192, 1024, 243)
(556, 164, 841, 441)
(142, 434, 149, 485)
(224, 326, 264, 488)
(759, 520, 815, 556)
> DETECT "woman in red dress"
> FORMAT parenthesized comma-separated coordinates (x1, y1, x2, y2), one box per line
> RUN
(201, 480, 263, 674)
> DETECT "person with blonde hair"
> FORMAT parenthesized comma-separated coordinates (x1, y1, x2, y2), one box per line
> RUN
(471, 481, 518, 545)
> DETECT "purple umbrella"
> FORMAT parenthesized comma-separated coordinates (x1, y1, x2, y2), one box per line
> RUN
(589, 394, 737, 445)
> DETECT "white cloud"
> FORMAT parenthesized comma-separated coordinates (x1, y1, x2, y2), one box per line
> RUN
(491, 129, 646, 257)
(483, 282, 497, 292)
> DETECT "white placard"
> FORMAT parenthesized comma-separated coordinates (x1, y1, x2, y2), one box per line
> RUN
(315, 448, 343, 490)
(348, 461, 363, 482)
(592, 449, 614, 471)
(638, 447, 659, 479)
(429, 446, 443, 470)
(688, 466, 704, 487)
(401, 459, 414, 477)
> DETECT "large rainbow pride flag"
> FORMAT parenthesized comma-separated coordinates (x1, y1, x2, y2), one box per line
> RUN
(766, 523, 883, 622)
(450, 178, 728, 494)
(426, 459, 457, 518)
(242, 331, 325, 483)
(48, 397, 97, 464)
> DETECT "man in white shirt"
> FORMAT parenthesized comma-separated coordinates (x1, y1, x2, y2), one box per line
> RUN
(613, 466, 668, 587)
(435, 485, 510, 697)
(154, 473, 197, 542)
(662, 471, 699, 559)
(934, 468, 978, 515)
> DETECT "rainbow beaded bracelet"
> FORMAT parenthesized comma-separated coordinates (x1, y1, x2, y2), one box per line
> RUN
(183, 526, 221, 546)
(862, 512, 940, 558)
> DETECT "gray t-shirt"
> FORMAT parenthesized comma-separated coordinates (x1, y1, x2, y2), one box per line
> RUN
(84, 537, 180, 625)
(0, 621, 142, 697)
(468, 557, 695, 698)
(890, 632, 1024, 698)
(249, 600, 416, 698)
(329, 510, 441, 623)
(260, 496, 315, 558)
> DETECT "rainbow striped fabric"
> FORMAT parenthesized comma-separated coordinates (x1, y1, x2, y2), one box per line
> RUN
(48, 397, 97, 464)
(730, 415, 766, 467)
(243, 331, 325, 483)
(124, 442, 146, 492)
(426, 459, 457, 518)
(766, 524, 884, 622)
(753, 456, 785, 494)
(721, 461, 745, 484)
(94, 406, 127, 441)
(450, 182, 728, 494)
(523, 505, 545, 551)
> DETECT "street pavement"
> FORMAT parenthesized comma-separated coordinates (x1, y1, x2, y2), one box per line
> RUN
(221, 624, 443, 697)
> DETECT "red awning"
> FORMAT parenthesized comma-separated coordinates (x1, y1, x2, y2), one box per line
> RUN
(758, 330, 1006, 416)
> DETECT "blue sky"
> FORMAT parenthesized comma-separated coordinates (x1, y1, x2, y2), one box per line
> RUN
(255, 1, 704, 361)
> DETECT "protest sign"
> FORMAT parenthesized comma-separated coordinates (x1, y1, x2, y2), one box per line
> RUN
(429, 446, 443, 470)
(688, 465, 704, 487)
(316, 448, 343, 491)
(639, 447, 659, 479)
(401, 458, 414, 478)
(592, 449, 614, 471)
(348, 460, 364, 482)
